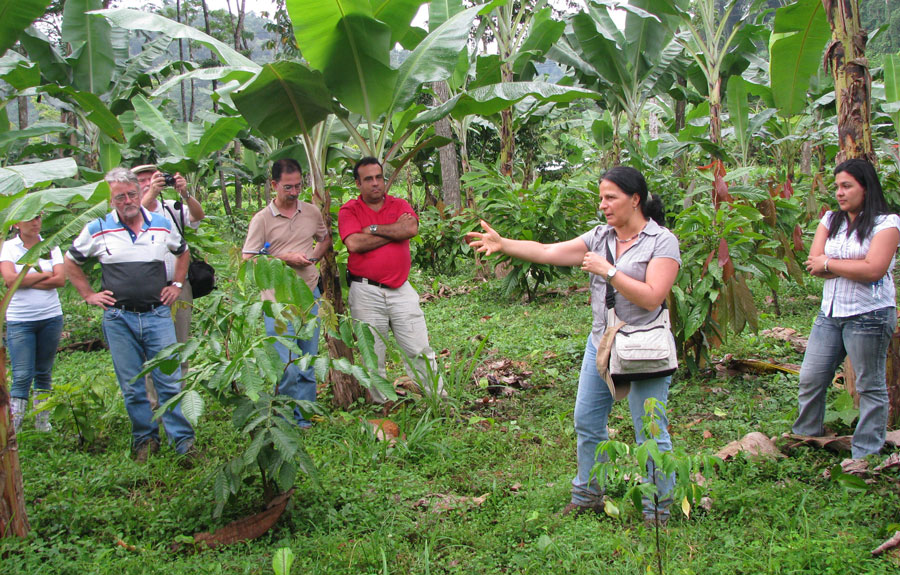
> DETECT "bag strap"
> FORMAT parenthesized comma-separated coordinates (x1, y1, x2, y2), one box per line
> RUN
(603, 232, 666, 312)
(163, 200, 202, 263)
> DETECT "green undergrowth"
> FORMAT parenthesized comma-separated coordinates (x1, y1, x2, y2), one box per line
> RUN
(3, 272, 899, 574)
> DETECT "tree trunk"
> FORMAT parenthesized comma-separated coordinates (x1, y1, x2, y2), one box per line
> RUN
(498, 57, 515, 177)
(217, 153, 233, 217)
(234, 0, 248, 52)
(674, 76, 687, 132)
(17, 96, 27, 130)
(316, 188, 364, 408)
(0, 346, 30, 538)
(823, 0, 874, 163)
(709, 77, 722, 147)
(233, 141, 243, 209)
(176, 0, 187, 122)
(433, 81, 460, 211)
(200, 0, 219, 114)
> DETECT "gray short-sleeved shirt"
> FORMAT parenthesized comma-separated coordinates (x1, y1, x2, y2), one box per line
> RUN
(579, 220, 681, 348)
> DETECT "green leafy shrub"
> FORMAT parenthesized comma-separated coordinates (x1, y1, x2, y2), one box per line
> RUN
(464, 162, 597, 299)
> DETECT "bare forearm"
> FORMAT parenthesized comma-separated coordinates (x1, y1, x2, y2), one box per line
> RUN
(184, 195, 205, 221)
(174, 250, 189, 283)
(372, 220, 417, 241)
(312, 236, 332, 259)
(824, 257, 891, 283)
(65, 259, 95, 299)
(345, 233, 392, 254)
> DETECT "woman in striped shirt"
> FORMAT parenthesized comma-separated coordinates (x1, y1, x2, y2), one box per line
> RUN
(795, 158, 900, 459)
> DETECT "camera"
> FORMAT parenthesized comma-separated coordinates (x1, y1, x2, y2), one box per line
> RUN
(162, 173, 176, 187)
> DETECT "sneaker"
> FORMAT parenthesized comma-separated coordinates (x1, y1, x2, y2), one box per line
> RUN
(134, 439, 160, 463)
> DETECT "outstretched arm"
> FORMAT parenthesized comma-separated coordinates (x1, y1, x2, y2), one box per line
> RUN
(465, 220, 588, 267)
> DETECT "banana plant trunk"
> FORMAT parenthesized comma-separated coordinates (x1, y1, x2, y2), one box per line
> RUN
(315, 189, 364, 408)
(822, 0, 874, 163)
(0, 346, 29, 538)
(0, 271, 31, 538)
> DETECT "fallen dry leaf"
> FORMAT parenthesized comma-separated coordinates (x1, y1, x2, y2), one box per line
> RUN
(510, 483, 523, 492)
(840, 458, 869, 476)
(874, 453, 900, 472)
(702, 430, 713, 439)
(183, 489, 294, 551)
(885, 430, 900, 446)
(716, 432, 785, 460)
(873, 531, 900, 557)
(760, 327, 808, 353)
(413, 493, 489, 513)
(368, 418, 404, 444)
(783, 433, 853, 453)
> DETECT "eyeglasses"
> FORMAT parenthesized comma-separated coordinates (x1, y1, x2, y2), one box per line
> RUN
(280, 184, 302, 192)
(112, 191, 140, 203)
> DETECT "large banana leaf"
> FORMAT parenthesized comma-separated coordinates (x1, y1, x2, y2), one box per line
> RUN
(727, 75, 749, 161)
(42, 85, 124, 142)
(370, 0, 426, 44)
(0, 0, 51, 57)
(513, 8, 565, 77)
(428, 0, 465, 30)
(63, 0, 115, 94)
(0, 53, 40, 90)
(19, 27, 70, 86)
(411, 82, 601, 126)
(132, 95, 185, 157)
(387, 5, 479, 115)
(287, 0, 372, 71)
(185, 116, 249, 159)
(152, 66, 259, 99)
(0, 158, 79, 197)
(769, 0, 829, 118)
(93, 8, 256, 69)
(232, 61, 336, 142)
(0, 123, 71, 154)
(288, 0, 396, 121)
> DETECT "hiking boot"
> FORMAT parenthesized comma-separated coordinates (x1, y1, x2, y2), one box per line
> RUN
(9, 397, 27, 433)
(33, 396, 51, 432)
(134, 439, 160, 463)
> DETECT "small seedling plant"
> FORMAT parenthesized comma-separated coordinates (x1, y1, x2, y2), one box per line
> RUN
(592, 397, 723, 573)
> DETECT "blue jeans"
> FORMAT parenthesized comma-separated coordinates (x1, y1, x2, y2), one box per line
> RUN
(572, 336, 675, 516)
(794, 307, 896, 459)
(7, 315, 63, 399)
(102, 306, 194, 453)
(264, 288, 320, 427)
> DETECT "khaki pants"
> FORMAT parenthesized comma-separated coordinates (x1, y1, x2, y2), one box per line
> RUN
(348, 279, 443, 403)
(146, 279, 193, 407)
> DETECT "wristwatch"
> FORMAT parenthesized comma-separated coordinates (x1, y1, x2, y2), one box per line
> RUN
(172, 281, 184, 289)
(606, 267, 617, 280)
(369, 224, 378, 234)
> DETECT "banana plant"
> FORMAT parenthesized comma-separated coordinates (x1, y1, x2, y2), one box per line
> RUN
(549, 0, 683, 162)
(0, 160, 108, 539)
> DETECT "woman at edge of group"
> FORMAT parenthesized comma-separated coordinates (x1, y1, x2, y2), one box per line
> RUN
(0, 213, 66, 432)
(796, 158, 900, 460)
(466, 166, 681, 522)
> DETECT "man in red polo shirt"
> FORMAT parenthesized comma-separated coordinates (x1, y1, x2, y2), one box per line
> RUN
(338, 157, 444, 404)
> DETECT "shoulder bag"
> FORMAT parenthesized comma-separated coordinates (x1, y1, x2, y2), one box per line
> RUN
(595, 240, 677, 400)
(164, 201, 216, 298)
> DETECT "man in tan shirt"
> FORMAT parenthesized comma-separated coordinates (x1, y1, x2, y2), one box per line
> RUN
(242, 159, 331, 427)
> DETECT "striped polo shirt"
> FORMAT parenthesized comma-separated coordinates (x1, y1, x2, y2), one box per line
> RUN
(67, 208, 186, 308)
(820, 211, 900, 317)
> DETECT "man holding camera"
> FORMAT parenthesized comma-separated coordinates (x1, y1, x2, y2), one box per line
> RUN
(133, 165, 205, 375)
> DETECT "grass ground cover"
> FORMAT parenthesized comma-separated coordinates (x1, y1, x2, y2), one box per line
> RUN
(2, 268, 899, 574)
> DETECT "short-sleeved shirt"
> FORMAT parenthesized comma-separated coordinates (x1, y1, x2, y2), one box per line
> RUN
(0, 236, 63, 322)
(149, 198, 200, 282)
(338, 195, 417, 289)
(820, 211, 900, 317)
(242, 201, 328, 295)
(580, 220, 681, 349)
(67, 208, 186, 308)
